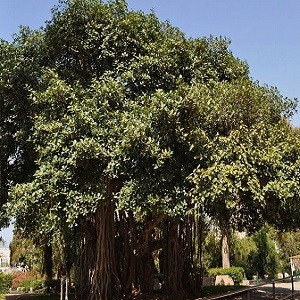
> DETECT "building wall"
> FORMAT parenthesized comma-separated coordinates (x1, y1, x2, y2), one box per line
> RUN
(0, 248, 11, 272)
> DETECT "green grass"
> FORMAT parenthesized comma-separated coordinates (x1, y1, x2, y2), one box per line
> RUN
(201, 285, 245, 297)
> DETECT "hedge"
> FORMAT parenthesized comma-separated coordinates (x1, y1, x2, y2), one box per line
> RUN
(18, 279, 46, 293)
(208, 267, 245, 285)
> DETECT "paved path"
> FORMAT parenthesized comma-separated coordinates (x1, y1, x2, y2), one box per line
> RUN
(250, 279, 300, 300)
(5, 281, 300, 300)
(197, 279, 300, 300)
(198, 280, 300, 300)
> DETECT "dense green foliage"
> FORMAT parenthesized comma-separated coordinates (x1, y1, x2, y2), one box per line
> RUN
(252, 227, 280, 279)
(230, 233, 257, 279)
(203, 227, 283, 280)
(208, 267, 245, 285)
(0, 273, 12, 294)
(202, 230, 222, 270)
(0, 0, 299, 299)
(17, 279, 47, 293)
(10, 232, 41, 270)
(277, 231, 300, 273)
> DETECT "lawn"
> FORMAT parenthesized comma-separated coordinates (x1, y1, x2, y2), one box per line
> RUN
(201, 285, 246, 297)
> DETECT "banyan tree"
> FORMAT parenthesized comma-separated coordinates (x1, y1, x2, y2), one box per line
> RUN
(2, 1, 299, 299)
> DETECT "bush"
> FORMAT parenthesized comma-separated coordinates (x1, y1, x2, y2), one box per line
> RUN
(0, 273, 13, 294)
(208, 267, 245, 285)
(18, 279, 46, 293)
(11, 270, 39, 290)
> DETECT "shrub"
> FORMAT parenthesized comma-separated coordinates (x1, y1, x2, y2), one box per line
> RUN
(32, 279, 47, 293)
(0, 273, 13, 294)
(18, 279, 32, 292)
(18, 279, 46, 293)
(11, 270, 40, 290)
(208, 267, 245, 285)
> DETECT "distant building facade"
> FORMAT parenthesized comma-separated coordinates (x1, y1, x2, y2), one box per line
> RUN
(0, 248, 10, 272)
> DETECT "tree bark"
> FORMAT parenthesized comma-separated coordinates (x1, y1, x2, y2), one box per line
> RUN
(196, 215, 208, 290)
(43, 243, 53, 281)
(181, 215, 197, 294)
(116, 211, 138, 298)
(88, 183, 120, 300)
(161, 219, 184, 299)
(221, 227, 230, 268)
(135, 214, 166, 294)
(75, 218, 96, 300)
(138, 252, 156, 293)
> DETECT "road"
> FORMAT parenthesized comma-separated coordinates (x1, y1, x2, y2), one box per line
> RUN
(251, 279, 300, 300)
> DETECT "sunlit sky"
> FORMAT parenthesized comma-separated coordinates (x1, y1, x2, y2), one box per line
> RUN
(1, 0, 300, 244)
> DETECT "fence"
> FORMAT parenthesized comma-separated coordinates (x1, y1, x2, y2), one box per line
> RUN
(197, 286, 257, 300)
(197, 274, 300, 300)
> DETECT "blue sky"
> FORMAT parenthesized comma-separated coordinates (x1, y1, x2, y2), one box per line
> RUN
(0, 0, 299, 125)
(0, 1, 300, 242)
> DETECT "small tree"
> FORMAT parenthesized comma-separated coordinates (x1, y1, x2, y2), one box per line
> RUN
(277, 231, 300, 274)
(230, 233, 257, 279)
(202, 229, 222, 270)
(252, 226, 279, 279)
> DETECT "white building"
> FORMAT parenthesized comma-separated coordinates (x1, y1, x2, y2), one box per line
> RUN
(0, 248, 10, 272)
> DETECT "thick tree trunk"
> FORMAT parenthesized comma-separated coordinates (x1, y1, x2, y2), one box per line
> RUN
(138, 252, 156, 293)
(161, 219, 184, 299)
(116, 211, 138, 298)
(88, 198, 120, 300)
(43, 243, 53, 281)
(181, 215, 197, 295)
(221, 227, 230, 268)
(75, 218, 96, 300)
(136, 213, 166, 294)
